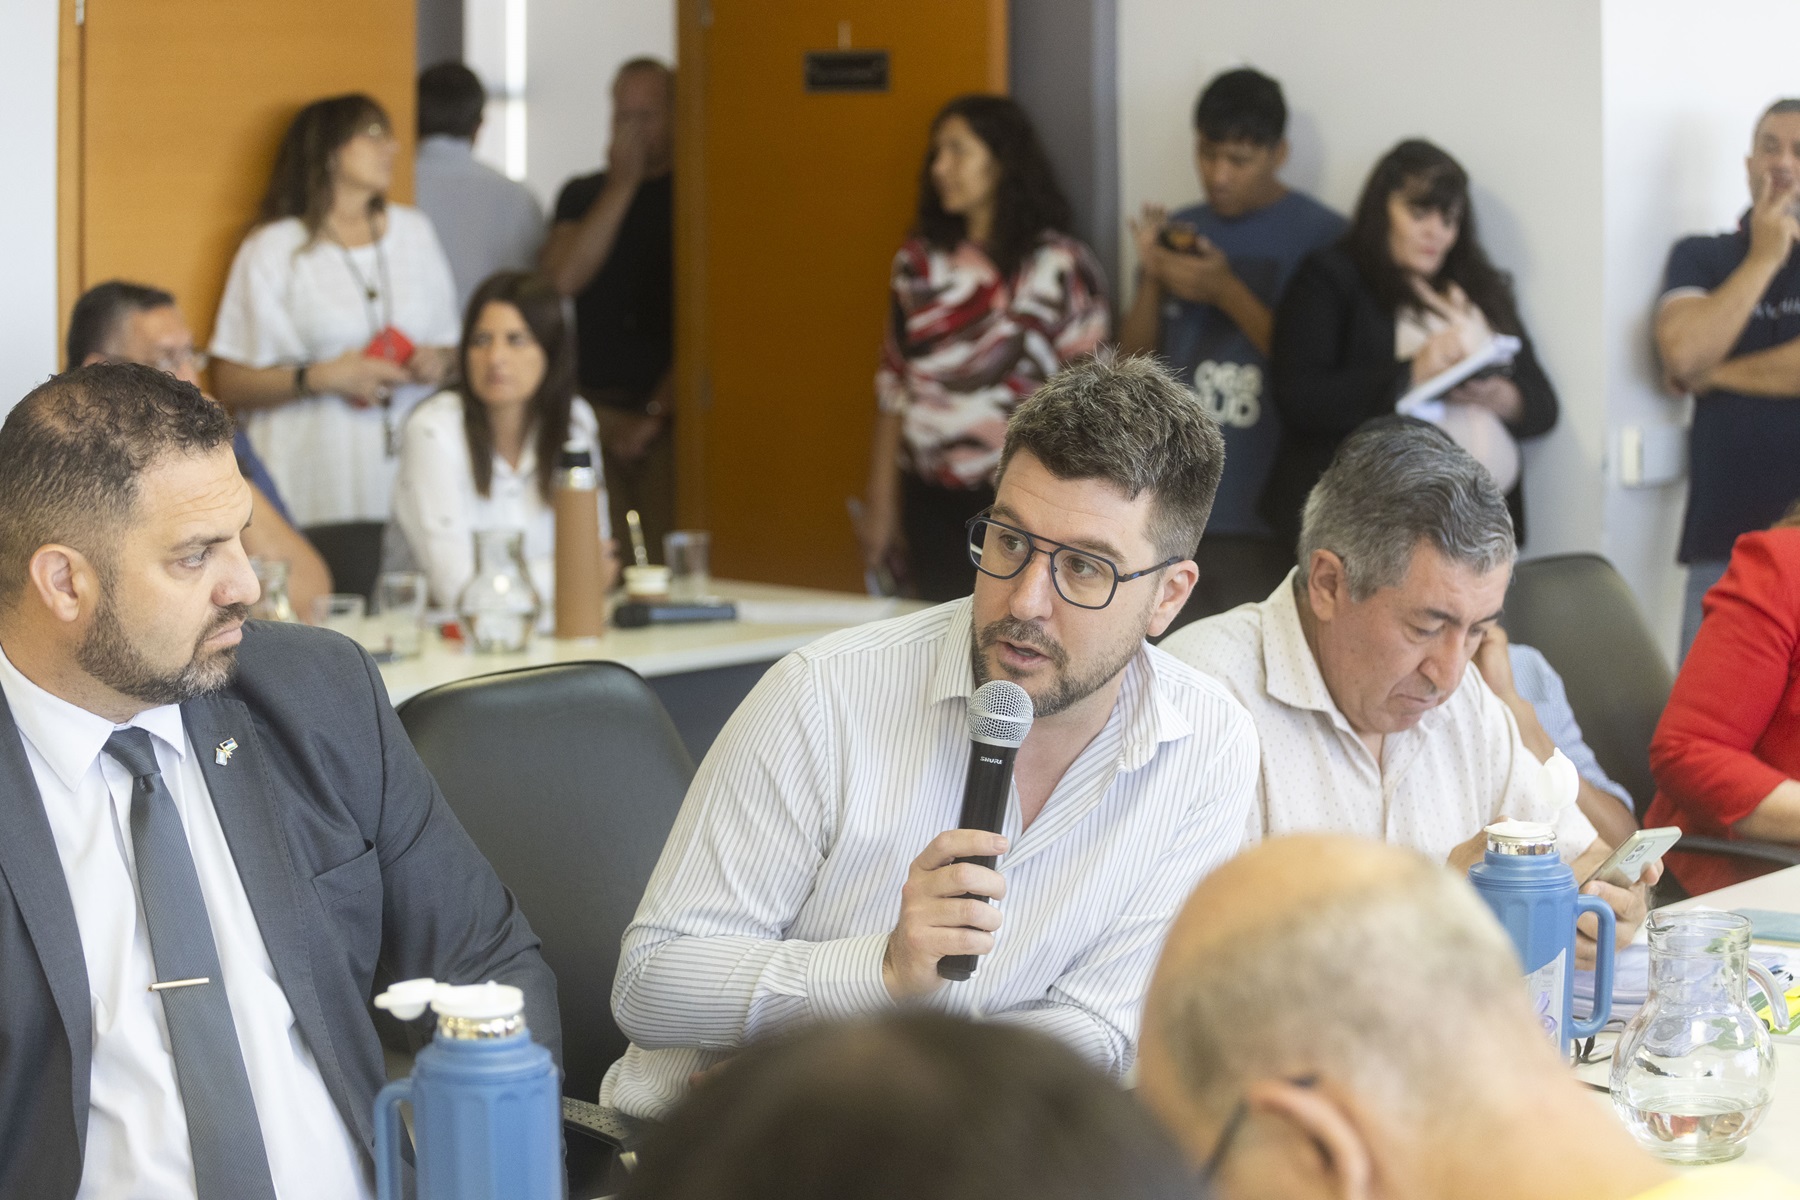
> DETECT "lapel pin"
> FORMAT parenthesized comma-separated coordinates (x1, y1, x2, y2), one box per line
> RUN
(214, 738, 238, 766)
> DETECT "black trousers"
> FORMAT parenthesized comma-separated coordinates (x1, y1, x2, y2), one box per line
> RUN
(901, 474, 995, 603)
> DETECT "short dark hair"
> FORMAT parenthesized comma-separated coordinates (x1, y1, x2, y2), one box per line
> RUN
(0, 364, 235, 608)
(999, 354, 1226, 560)
(1758, 98, 1800, 140)
(915, 94, 1074, 281)
(620, 1013, 1201, 1200)
(615, 57, 674, 88)
(418, 61, 486, 140)
(65, 280, 175, 371)
(1193, 68, 1287, 147)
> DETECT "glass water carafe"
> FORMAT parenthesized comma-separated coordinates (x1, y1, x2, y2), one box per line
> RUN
(1611, 910, 1781, 1163)
(456, 529, 541, 654)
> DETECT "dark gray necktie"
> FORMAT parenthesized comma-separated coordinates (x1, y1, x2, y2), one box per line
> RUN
(104, 728, 279, 1200)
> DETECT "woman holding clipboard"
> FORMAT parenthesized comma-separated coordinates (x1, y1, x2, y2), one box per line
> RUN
(1264, 140, 1557, 545)
(211, 94, 460, 526)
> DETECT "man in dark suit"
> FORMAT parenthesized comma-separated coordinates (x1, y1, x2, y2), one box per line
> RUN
(0, 363, 559, 1198)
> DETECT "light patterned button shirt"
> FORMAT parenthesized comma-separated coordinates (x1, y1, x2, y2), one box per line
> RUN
(1161, 573, 1597, 863)
(600, 597, 1258, 1119)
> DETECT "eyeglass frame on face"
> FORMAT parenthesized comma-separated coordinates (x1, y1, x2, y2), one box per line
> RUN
(1199, 1074, 1320, 1186)
(964, 509, 1182, 611)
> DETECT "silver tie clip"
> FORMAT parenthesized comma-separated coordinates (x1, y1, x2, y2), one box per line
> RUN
(149, 977, 211, 992)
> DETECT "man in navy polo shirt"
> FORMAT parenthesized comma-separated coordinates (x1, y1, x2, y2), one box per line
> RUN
(1120, 69, 1343, 632)
(1657, 98, 1800, 656)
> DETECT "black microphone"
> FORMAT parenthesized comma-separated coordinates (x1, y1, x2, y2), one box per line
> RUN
(939, 679, 1034, 982)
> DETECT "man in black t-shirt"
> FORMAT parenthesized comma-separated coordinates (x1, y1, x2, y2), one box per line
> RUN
(541, 58, 676, 553)
(1658, 98, 1800, 657)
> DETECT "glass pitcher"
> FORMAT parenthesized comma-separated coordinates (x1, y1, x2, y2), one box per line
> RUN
(1611, 910, 1783, 1163)
(456, 529, 541, 654)
(249, 557, 297, 622)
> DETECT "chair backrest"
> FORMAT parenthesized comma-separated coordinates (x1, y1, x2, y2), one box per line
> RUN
(302, 520, 386, 601)
(1502, 553, 1674, 818)
(397, 661, 695, 1099)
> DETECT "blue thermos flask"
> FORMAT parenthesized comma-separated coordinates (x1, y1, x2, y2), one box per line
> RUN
(1468, 820, 1616, 1053)
(373, 979, 563, 1200)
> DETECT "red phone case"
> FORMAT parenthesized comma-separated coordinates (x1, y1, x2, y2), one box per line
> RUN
(364, 326, 416, 365)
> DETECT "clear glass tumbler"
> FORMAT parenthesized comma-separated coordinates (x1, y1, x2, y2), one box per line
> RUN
(1611, 910, 1780, 1164)
(249, 557, 297, 622)
(663, 529, 712, 603)
(373, 570, 428, 659)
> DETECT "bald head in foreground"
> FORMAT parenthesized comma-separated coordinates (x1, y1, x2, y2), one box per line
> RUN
(1140, 835, 1800, 1200)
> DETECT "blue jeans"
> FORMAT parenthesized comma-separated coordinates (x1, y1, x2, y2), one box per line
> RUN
(1679, 559, 1730, 664)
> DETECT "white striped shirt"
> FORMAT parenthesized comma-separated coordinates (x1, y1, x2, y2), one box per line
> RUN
(599, 597, 1259, 1118)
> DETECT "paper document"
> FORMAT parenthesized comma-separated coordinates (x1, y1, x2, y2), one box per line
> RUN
(1395, 334, 1522, 421)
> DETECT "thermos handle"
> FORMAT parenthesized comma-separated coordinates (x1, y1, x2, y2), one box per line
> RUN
(374, 1077, 412, 1200)
(1570, 894, 1616, 1039)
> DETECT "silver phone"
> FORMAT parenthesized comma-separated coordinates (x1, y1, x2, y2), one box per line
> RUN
(1582, 826, 1682, 888)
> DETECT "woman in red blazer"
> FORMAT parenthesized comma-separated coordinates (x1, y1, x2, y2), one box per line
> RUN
(1649, 516, 1800, 894)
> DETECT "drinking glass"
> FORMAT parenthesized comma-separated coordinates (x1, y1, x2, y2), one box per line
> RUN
(311, 593, 367, 640)
(663, 530, 712, 603)
(249, 557, 297, 622)
(373, 571, 428, 659)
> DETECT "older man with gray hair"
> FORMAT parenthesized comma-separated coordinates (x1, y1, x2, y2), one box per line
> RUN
(1163, 418, 1649, 960)
(1136, 835, 1799, 1200)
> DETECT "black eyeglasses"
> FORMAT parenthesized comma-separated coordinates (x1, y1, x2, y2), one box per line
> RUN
(965, 511, 1179, 611)
(1200, 1074, 1318, 1185)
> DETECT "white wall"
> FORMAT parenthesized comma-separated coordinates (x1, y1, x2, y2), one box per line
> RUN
(464, 0, 674, 210)
(1119, 0, 1607, 568)
(1, 1, 61, 411)
(1600, 0, 1800, 655)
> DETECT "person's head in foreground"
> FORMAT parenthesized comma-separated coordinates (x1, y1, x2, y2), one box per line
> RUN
(621, 1011, 1201, 1200)
(0, 363, 255, 722)
(1139, 834, 1675, 1200)
(1191, 67, 1288, 219)
(971, 353, 1222, 720)
(1294, 417, 1513, 738)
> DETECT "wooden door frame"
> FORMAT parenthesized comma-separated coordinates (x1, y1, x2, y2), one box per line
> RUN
(57, 0, 83, 368)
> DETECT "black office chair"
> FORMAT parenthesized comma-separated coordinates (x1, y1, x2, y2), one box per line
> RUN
(302, 520, 386, 601)
(1504, 553, 1800, 877)
(397, 661, 693, 1183)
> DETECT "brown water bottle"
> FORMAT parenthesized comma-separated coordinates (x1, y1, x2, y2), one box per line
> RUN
(552, 439, 607, 638)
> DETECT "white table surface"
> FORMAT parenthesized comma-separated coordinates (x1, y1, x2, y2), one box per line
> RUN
(377, 579, 926, 705)
(1576, 865, 1800, 1179)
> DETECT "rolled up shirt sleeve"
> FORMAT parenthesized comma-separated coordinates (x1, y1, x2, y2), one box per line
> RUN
(611, 654, 896, 1050)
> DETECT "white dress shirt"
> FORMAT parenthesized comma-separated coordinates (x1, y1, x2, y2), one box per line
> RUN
(414, 135, 545, 312)
(210, 205, 461, 525)
(599, 597, 1259, 1118)
(1160, 574, 1597, 862)
(390, 389, 612, 608)
(0, 646, 370, 1200)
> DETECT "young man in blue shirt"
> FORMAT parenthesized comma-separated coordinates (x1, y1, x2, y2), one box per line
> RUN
(1656, 98, 1800, 657)
(1120, 69, 1343, 631)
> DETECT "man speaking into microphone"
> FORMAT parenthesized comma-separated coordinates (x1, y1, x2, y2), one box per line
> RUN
(601, 355, 1258, 1119)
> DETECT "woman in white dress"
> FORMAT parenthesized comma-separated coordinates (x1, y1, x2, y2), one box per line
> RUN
(392, 271, 617, 609)
(211, 93, 460, 526)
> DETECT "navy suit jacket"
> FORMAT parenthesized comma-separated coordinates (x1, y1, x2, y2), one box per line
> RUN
(0, 621, 561, 1198)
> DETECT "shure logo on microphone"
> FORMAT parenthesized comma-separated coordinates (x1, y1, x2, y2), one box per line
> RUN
(979, 755, 1004, 766)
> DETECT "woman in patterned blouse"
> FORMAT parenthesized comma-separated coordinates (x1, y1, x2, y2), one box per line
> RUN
(859, 95, 1109, 602)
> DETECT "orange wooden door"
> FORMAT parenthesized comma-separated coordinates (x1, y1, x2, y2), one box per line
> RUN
(60, 0, 416, 357)
(677, 0, 1006, 591)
